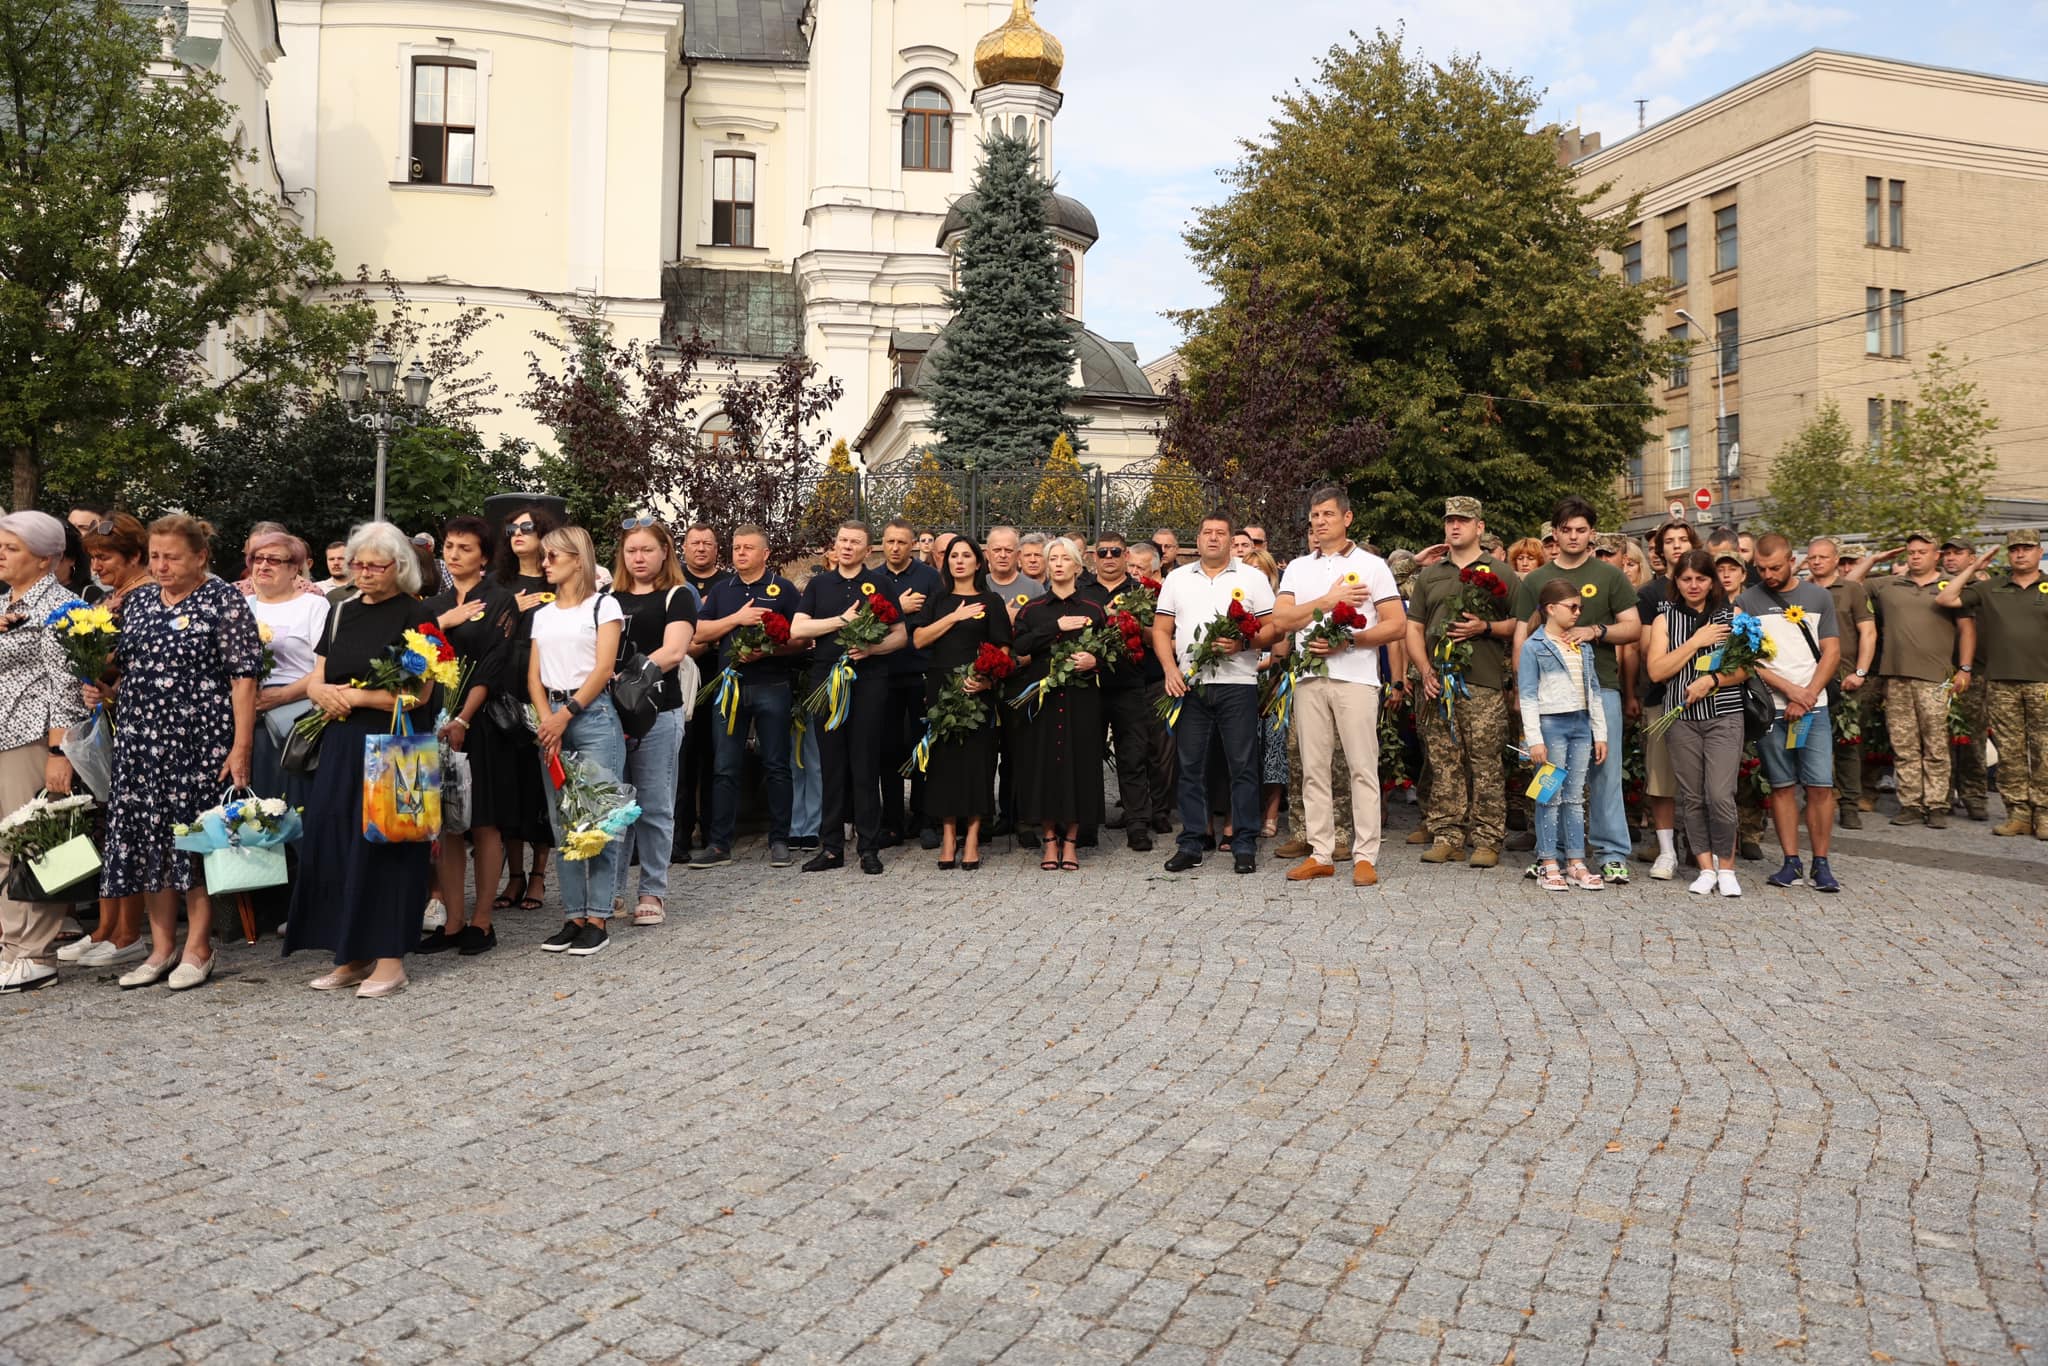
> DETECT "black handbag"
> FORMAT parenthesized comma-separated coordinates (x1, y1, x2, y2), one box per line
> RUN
(1741, 677, 1775, 745)
(280, 719, 323, 774)
(484, 689, 534, 737)
(607, 588, 679, 741)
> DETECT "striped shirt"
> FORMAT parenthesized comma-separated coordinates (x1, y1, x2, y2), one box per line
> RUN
(1660, 601, 1745, 721)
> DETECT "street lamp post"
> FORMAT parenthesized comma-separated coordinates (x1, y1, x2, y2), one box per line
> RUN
(338, 351, 433, 524)
(1674, 309, 1734, 526)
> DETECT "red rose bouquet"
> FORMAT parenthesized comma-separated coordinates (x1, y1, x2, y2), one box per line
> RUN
(698, 609, 793, 730)
(1107, 577, 1161, 627)
(904, 644, 1015, 775)
(1290, 600, 1367, 682)
(804, 592, 902, 727)
(1156, 592, 1260, 725)
(1080, 609, 1146, 669)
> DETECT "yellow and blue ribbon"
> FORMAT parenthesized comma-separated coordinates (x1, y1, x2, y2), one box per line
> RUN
(822, 656, 855, 731)
(713, 666, 742, 735)
(791, 710, 808, 768)
(902, 723, 936, 778)
(1268, 668, 1298, 731)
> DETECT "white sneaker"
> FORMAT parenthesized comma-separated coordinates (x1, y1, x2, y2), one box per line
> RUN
(0, 958, 56, 993)
(166, 957, 214, 991)
(1718, 870, 1742, 897)
(1687, 870, 1716, 895)
(56, 935, 101, 963)
(1650, 852, 1678, 881)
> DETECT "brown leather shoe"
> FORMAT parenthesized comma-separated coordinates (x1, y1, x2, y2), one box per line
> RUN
(1419, 840, 1466, 864)
(1352, 860, 1379, 887)
(1404, 828, 1431, 846)
(1467, 847, 1499, 869)
(1273, 836, 1310, 860)
(1286, 856, 1335, 882)
(1993, 817, 2031, 836)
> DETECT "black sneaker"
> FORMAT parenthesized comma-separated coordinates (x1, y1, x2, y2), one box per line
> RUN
(456, 924, 496, 956)
(802, 850, 845, 872)
(860, 853, 884, 875)
(789, 835, 820, 851)
(415, 928, 460, 954)
(567, 922, 609, 956)
(540, 921, 579, 953)
(1233, 851, 1256, 874)
(689, 847, 731, 869)
(1127, 830, 1154, 853)
(1164, 850, 1202, 873)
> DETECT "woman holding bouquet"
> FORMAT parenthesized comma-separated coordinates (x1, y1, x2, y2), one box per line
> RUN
(528, 526, 626, 957)
(1645, 549, 1749, 898)
(608, 517, 698, 922)
(418, 516, 516, 956)
(0, 512, 92, 992)
(907, 537, 1013, 869)
(1011, 538, 1106, 871)
(285, 521, 434, 995)
(481, 504, 561, 914)
(96, 515, 260, 992)
(245, 532, 329, 807)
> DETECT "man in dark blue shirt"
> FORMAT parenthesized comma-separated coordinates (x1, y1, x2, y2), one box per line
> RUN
(693, 524, 804, 869)
(872, 517, 943, 848)
(792, 520, 908, 873)
(675, 522, 731, 864)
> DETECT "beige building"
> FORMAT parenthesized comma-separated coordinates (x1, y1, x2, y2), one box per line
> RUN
(1573, 50, 2048, 530)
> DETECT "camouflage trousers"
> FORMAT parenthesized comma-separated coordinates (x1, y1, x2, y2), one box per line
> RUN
(1951, 673, 1992, 807)
(1285, 721, 1351, 854)
(1885, 678, 1953, 815)
(1418, 686, 1508, 850)
(1989, 681, 2048, 821)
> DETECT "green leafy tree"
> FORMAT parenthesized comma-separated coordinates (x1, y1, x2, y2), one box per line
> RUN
(1757, 401, 1862, 544)
(1133, 454, 1208, 544)
(1176, 29, 1675, 547)
(1027, 433, 1090, 530)
(0, 0, 364, 507)
(926, 131, 1082, 472)
(900, 449, 964, 531)
(1864, 350, 2000, 547)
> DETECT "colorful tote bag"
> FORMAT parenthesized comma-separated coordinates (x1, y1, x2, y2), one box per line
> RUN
(362, 711, 442, 843)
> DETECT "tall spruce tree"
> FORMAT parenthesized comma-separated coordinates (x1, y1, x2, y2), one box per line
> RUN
(927, 131, 1081, 472)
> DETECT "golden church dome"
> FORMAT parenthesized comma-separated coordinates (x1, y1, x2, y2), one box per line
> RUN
(974, 0, 1064, 90)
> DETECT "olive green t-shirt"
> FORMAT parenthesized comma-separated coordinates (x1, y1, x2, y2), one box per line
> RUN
(1409, 557, 1522, 692)
(1958, 575, 2048, 682)
(1871, 574, 1959, 683)
(1510, 559, 1637, 692)
(1822, 579, 1874, 680)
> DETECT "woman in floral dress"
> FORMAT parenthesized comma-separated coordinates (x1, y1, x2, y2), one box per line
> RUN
(96, 516, 260, 992)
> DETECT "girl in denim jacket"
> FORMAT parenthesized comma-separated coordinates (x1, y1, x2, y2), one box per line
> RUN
(1517, 578, 1608, 891)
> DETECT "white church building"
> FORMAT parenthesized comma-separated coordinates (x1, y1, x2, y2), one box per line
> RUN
(201, 0, 1164, 467)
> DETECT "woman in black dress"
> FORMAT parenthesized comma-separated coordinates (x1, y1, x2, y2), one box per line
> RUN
(285, 522, 435, 997)
(907, 537, 1012, 869)
(476, 504, 560, 913)
(1011, 537, 1106, 872)
(417, 515, 515, 956)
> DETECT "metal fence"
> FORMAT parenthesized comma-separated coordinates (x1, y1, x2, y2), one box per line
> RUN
(808, 465, 1218, 545)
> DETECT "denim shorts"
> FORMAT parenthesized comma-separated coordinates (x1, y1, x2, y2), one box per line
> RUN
(1759, 707, 1834, 789)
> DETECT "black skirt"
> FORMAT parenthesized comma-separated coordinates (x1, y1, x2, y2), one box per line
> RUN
(1013, 682, 1105, 828)
(920, 678, 999, 825)
(466, 707, 555, 846)
(283, 711, 433, 963)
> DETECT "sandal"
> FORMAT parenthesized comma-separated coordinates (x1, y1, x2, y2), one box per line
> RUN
(632, 899, 665, 926)
(1039, 840, 1059, 872)
(1538, 865, 1568, 892)
(518, 871, 545, 912)
(493, 874, 526, 911)
(1060, 838, 1079, 872)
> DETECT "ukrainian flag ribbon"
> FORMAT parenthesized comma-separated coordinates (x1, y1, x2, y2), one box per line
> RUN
(902, 723, 936, 778)
(713, 667, 742, 736)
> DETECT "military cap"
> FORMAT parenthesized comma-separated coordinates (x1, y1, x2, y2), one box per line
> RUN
(1444, 496, 1482, 520)
(1903, 529, 1937, 545)
(1940, 534, 1974, 551)
(1387, 548, 1419, 577)
(1539, 522, 1556, 541)
(2007, 528, 2041, 549)
(1595, 533, 1625, 555)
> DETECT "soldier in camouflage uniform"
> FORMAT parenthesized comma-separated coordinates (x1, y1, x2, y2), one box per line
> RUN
(1406, 498, 1520, 868)
(1940, 537, 1994, 819)
(1941, 530, 2048, 838)
(1867, 531, 1974, 827)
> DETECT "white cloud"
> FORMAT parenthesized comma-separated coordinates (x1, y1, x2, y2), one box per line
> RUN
(1638, 0, 1851, 87)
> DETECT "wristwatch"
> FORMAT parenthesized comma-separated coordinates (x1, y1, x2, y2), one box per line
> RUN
(1959, 664, 1973, 673)
(1853, 668, 1868, 678)
(565, 698, 585, 717)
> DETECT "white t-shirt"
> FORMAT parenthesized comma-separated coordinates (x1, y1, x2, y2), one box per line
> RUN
(249, 593, 331, 687)
(1276, 544, 1402, 687)
(1156, 559, 1277, 686)
(531, 593, 626, 692)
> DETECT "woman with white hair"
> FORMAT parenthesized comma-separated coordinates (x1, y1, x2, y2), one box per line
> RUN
(1010, 537, 1107, 871)
(284, 521, 436, 997)
(95, 515, 261, 992)
(0, 511, 92, 993)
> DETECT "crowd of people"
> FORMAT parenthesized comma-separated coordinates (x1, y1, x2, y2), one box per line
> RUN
(0, 481, 2040, 997)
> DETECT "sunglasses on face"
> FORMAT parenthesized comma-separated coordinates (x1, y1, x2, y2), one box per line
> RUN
(507, 520, 537, 536)
(542, 549, 579, 563)
(1097, 546, 1125, 558)
(248, 554, 294, 568)
(1558, 601, 1583, 612)
(90, 519, 116, 536)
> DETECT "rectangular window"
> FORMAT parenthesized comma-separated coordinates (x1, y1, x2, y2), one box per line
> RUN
(1666, 223, 1688, 285)
(1668, 324, 1690, 389)
(410, 60, 478, 185)
(1889, 179, 1905, 248)
(1867, 397, 1884, 447)
(1719, 413, 1740, 476)
(1714, 205, 1738, 272)
(1716, 308, 1739, 375)
(1668, 426, 1691, 490)
(1889, 289, 1906, 356)
(1865, 287, 1883, 355)
(1892, 398, 1908, 436)
(1622, 240, 1642, 286)
(1866, 176, 1882, 245)
(1626, 449, 1645, 498)
(711, 152, 755, 247)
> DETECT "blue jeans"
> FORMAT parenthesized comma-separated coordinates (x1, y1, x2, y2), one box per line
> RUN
(711, 679, 793, 850)
(1534, 710, 1593, 862)
(1586, 687, 1629, 865)
(1174, 683, 1262, 858)
(551, 694, 628, 920)
(616, 707, 683, 902)
(791, 711, 822, 840)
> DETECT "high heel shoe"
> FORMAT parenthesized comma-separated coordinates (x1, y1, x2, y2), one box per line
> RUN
(937, 856, 958, 869)
(961, 858, 981, 871)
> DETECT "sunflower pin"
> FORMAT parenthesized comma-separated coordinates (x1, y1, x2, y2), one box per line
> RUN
(1342, 572, 1362, 585)
(765, 584, 781, 597)
(1477, 564, 1493, 574)
(1015, 593, 1029, 607)
(1784, 605, 1805, 624)
(860, 582, 876, 596)
(1580, 583, 1598, 599)
(1230, 586, 1247, 601)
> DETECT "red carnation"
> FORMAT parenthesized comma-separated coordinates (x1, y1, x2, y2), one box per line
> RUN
(761, 610, 791, 646)
(866, 592, 901, 625)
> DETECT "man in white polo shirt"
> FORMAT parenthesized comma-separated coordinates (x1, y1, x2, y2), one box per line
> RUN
(1153, 512, 1277, 874)
(1269, 485, 1408, 887)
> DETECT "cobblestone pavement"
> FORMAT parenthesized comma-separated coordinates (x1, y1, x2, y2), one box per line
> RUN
(4, 804, 2045, 1366)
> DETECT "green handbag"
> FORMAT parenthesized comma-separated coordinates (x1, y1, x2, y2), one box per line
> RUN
(28, 833, 101, 897)
(202, 844, 289, 896)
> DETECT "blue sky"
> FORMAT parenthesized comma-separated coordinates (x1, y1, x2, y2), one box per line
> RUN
(1047, 0, 2048, 366)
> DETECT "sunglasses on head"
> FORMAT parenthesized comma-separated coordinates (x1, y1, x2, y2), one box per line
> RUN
(90, 518, 116, 536)
(619, 515, 659, 531)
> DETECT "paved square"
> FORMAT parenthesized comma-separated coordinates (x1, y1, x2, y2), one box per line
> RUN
(4, 811, 2045, 1364)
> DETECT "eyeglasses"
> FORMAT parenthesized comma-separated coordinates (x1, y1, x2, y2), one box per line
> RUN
(542, 549, 579, 563)
(349, 560, 394, 574)
(249, 554, 294, 568)
(507, 520, 537, 536)
(89, 519, 116, 536)
(619, 515, 659, 531)
(1097, 546, 1125, 558)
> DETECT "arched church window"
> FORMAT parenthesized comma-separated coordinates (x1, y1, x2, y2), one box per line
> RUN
(902, 87, 952, 171)
(1012, 114, 1027, 140)
(1058, 250, 1076, 316)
